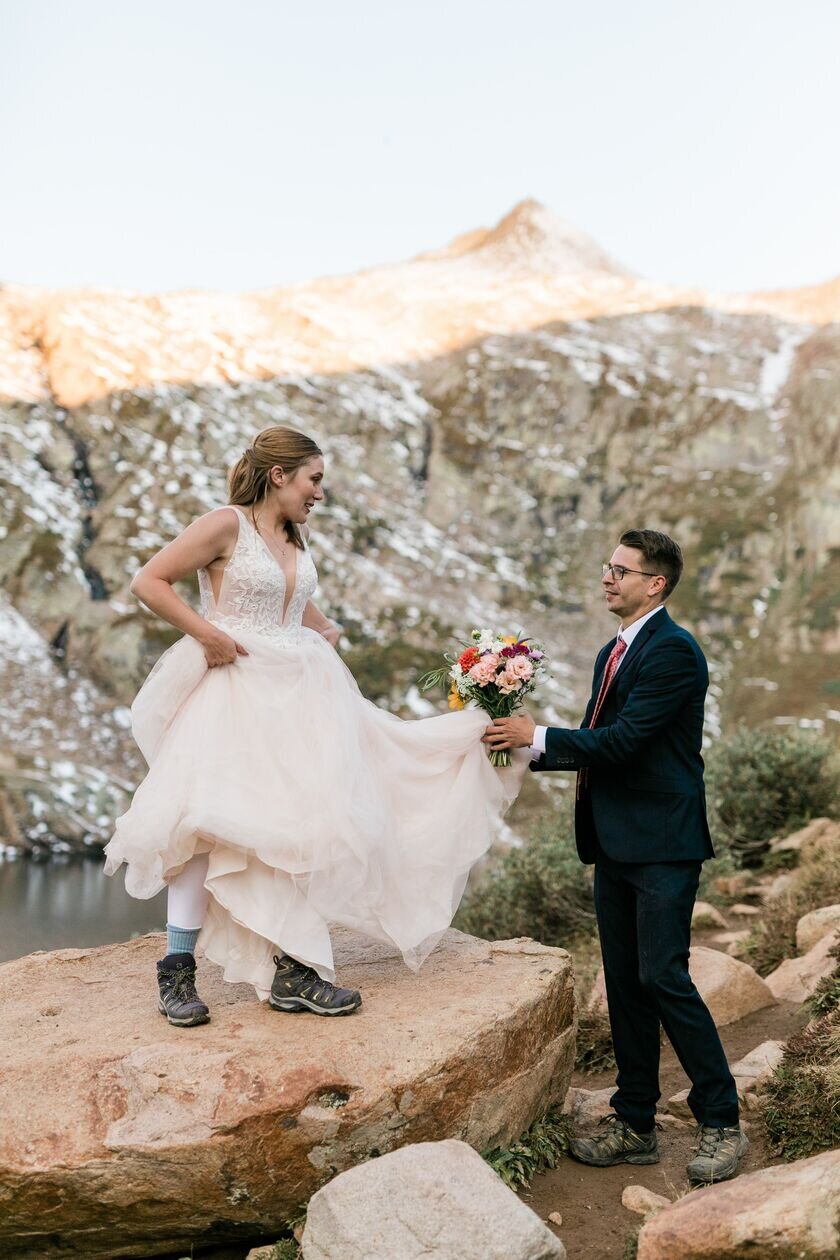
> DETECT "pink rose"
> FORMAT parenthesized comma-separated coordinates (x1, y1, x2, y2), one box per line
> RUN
(507, 656, 533, 680)
(497, 667, 522, 694)
(469, 656, 499, 686)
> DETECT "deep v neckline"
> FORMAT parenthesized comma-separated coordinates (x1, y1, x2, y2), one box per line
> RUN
(241, 508, 299, 624)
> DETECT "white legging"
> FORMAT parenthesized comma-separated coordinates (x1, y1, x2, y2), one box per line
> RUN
(167, 853, 210, 929)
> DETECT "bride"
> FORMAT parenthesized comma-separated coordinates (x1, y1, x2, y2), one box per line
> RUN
(104, 425, 527, 1026)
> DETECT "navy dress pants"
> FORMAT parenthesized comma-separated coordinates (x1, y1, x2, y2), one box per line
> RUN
(593, 846, 739, 1133)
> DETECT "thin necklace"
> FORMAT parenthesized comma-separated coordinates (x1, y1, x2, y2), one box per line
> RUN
(251, 507, 289, 553)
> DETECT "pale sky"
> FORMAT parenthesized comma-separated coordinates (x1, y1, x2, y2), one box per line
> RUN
(2, 0, 839, 293)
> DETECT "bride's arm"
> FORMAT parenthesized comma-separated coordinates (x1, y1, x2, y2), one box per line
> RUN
(130, 508, 247, 666)
(302, 600, 341, 647)
(299, 526, 340, 647)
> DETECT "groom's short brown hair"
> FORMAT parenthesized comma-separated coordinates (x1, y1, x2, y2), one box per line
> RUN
(620, 529, 683, 599)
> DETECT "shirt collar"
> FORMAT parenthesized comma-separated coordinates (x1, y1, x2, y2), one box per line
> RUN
(618, 603, 665, 648)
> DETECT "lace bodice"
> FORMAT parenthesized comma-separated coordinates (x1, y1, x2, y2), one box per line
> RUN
(198, 506, 318, 645)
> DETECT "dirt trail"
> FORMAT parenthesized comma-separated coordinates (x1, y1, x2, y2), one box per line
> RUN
(525, 925, 808, 1260)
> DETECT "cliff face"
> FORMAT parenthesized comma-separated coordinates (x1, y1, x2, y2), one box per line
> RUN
(1, 204, 838, 853)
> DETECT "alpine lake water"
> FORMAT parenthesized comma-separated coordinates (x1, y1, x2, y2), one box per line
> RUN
(0, 856, 166, 963)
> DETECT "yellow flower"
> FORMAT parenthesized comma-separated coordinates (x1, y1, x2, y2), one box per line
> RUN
(448, 685, 466, 710)
(502, 635, 517, 645)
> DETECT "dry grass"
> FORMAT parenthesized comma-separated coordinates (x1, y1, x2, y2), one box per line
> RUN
(737, 847, 840, 976)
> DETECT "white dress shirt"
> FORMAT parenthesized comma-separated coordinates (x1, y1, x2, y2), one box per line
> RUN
(530, 604, 665, 758)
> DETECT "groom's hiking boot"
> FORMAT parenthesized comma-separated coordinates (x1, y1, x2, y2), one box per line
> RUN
(269, 954, 361, 1016)
(157, 953, 210, 1027)
(687, 1124, 749, 1184)
(568, 1114, 660, 1167)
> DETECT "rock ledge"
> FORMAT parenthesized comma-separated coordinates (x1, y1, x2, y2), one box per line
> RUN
(0, 928, 575, 1259)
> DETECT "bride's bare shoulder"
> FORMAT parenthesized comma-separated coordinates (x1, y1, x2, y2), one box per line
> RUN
(171, 506, 241, 561)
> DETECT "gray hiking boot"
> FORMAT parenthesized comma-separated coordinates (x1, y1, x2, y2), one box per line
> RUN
(687, 1124, 749, 1184)
(269, 954, 361, 1016)
(568, 1113, 660, 1167)
(156, 953, 210, 1027)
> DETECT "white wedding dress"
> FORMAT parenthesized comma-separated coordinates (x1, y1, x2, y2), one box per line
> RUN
(104, 506, 527, 997)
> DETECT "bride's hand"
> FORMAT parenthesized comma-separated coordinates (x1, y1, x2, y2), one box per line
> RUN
(319, 620, 341, 648)
(198, 626, 249, 668)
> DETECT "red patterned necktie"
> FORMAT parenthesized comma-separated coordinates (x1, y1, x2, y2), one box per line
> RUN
(577, 636, 627, 797)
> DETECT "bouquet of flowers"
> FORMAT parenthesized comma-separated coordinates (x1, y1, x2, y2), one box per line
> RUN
(419, 628, 548, 767)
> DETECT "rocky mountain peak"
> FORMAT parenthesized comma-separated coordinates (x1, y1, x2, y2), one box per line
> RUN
(422, 198, 631, 277)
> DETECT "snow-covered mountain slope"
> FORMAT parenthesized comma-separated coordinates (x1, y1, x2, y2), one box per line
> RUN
(2, 200, 839, 409)
(1, 205, 838, 852)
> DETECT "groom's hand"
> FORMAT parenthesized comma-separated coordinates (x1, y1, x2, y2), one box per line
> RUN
(482, 713, 536, 750)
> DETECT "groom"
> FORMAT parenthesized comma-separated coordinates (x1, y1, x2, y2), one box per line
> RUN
(483, 529, 747, 1185)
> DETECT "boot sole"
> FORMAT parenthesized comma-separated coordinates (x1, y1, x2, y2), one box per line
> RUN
(268, 995, 361, 1016)
(158, 1000, 210, 1027)
(569, 1148, 660, 1168)
(687, 1160, 745, 1185)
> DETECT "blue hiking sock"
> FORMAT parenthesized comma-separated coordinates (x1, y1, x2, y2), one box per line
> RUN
(166, 924, 200, 957)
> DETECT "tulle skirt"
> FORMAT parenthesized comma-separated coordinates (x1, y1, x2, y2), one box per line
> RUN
(104, 627, 528, 997)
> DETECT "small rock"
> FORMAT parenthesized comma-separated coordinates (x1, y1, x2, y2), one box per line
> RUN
(562, 1085, 614, 1127)
(766, 930, 839, 1003)
(637, 1148, 840, 1259)
(685, 946, 776, 1026)
(771, 818, 839, 860)
(621, 1185, 671, 1217)
(666, 1089, 693, 1122)
(796, 906, 840, 954)
(692, 901, 726, 929)
(710, 873, 755, 899)
(548, 1212, 563, 1227)
(656, 1111, 692, 1130)
(711, 930, 751, 946)
(729, 1039, 785, 1100)
(301, 1139, 567, 1260)
(765, 871, 795, 900)
(246, 1248, 281, 1260)
(729, 903, 761, 917)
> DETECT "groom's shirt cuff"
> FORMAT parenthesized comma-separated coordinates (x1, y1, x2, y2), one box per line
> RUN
(529, 725, 548, 760)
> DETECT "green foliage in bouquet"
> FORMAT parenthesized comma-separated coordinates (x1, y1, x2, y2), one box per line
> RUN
(419, 628, 548, 767)
(705, 728, 840, 866)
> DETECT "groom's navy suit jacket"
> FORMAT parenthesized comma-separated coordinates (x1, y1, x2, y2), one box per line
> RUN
(531, 607, 714, 865)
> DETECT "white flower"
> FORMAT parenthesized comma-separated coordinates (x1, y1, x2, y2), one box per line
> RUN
(473, 628, 495, 651)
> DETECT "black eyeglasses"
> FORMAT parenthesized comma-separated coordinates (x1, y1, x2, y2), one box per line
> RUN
(602, 563, 660, 581)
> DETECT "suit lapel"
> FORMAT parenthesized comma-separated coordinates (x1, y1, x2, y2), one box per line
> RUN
(619, 605, 672, 675)
(586, 607, 673, 720)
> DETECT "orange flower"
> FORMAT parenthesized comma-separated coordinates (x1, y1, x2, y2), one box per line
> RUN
(502, 635, 517, 645)
(458, 646, 480, 670)
(448, 684, 466, 710)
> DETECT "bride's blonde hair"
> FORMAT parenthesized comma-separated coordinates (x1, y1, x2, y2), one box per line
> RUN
(228, 426, 323, 550)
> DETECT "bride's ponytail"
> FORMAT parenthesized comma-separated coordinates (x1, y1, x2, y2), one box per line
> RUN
(228, 426, 323, 548)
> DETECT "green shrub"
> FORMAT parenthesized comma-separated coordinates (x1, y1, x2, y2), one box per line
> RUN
(483, 1109, 570, 1190)
(808, 940, 840, 1019)
(623, 1229, 640, 1260)
(454, 798, 596, 947)
(705, 728, 840, 866)
(761, 1009, 840, 1160)
(738, 846, 840, 976)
